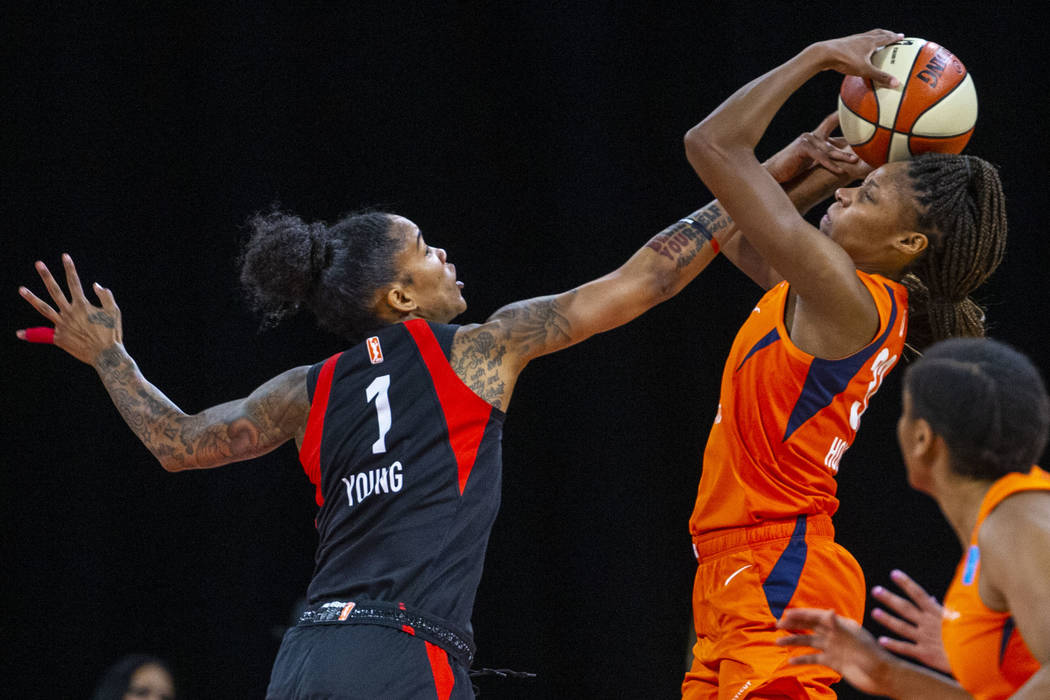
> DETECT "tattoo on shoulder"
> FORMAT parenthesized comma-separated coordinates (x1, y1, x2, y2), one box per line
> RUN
(451, 294, 574, 410)
(645, 203, 731, 269)
(452, 329, 508, 410)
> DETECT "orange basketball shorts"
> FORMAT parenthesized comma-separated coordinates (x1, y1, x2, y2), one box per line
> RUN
(682, 514, 865, 700)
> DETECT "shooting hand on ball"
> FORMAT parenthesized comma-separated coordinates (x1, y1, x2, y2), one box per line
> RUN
(17, 254, 124, 366)
(811, 29, 904, 88)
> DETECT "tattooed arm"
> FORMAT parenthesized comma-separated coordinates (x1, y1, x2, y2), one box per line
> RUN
(448, 118, 866, 410)
(18, 255, 310, 471)
(450, 202, 725, 411)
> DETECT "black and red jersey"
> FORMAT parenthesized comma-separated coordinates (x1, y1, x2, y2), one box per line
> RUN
(297, 319, 505, 639)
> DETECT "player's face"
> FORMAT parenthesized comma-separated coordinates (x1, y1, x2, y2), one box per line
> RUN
(819, 162, 920, 269)
(389, 216, 467, 322)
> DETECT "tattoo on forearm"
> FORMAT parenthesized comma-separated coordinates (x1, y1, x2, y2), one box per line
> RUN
(94, 347, 308, 469)
(645, 202, 732, 268)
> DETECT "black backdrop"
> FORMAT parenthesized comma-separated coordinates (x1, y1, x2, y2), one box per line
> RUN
(6, 3, 1048, 698)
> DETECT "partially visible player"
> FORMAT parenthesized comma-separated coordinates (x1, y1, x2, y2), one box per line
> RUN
(17, 123, 856, 699)
(679, 30, 1008, 698)
(779, 337, 1050, 699)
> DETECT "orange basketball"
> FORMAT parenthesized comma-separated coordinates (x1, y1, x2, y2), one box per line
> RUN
(838, 38, 977, 168)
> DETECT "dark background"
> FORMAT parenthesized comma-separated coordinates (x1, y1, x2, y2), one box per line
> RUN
(5, 3, 1047, 698)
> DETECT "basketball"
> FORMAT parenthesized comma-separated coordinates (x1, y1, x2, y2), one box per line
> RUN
(837, 37, 977, 168)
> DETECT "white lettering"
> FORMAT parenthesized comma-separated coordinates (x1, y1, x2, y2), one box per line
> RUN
(824, 436, 848, 474)
(730, 680, 753, 700)
(849, 348, 899, 431)
(341, 461, 404, 509)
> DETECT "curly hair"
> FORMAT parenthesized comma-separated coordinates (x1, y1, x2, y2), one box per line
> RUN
(238, 209, 402, 342)
(904, 337, 1050, 480)
(901, 153, 1007, 350)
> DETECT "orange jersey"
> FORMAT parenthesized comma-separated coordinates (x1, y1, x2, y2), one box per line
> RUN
(690, 272, 908, 534)
(942, 466, 1050, 699)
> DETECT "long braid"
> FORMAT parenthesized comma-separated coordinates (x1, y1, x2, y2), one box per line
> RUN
(901, 153, 1007, 350)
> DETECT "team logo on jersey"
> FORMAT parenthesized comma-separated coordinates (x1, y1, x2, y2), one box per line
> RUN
(366, 336, 384, 364)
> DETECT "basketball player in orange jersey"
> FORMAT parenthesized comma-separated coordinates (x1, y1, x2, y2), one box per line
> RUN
(779, 337, 1050, 698)
(679, 30, 1009, 698)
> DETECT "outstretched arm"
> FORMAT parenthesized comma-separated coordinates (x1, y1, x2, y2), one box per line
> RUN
(450, 124, 864, 410)
(684, 30, 902, 357)
(18, 255, 310, 471)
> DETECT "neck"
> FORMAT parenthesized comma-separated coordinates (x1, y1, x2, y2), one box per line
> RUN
(934, 470, 996, 550)
(856, 262, 904, 281)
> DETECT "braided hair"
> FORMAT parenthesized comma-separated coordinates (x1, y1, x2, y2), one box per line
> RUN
(904, 338, 1049, 480)
(900, 153, 1007, 350)
(238, 209, 402, 342)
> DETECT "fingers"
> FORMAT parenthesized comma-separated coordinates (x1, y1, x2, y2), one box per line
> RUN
(93, 281, 119, 314)
(62, 253, 90, 305)
(890, 569, 941, 612)
(814, 112, 840, 139)
(876, 636, 920, 659)
(777, 608, 830, 630)
(786, 653, 822, 666)
(871, 605, 918, 639)
(777, 633, 818, 648)
(797, 132, 857, 174)
(18, 285, 61, 324)
(34, 260, 72, 311)
(866, 30, 905, 88)
(18, 327, 56, 344)
(872, 584, 920, 623)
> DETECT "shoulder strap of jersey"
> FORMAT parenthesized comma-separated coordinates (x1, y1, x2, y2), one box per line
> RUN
(404, 319, 492, 495)
(299, 352, 343, 507)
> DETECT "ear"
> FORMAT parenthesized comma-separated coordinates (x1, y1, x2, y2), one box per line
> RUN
(383, 284, 418, 315)
(894, 231, 929, 257)
(914, 419, 956, 477)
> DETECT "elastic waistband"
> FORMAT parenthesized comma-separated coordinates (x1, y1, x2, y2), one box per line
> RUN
(691, 514, 834, 561)
(297, 600, 475, 665)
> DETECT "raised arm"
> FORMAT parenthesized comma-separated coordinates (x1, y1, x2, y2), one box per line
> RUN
(723, 113, 873, 289)
(18, 255, 310, 471)
(449, 126, 864, 410)
(683, 30, 902, 355)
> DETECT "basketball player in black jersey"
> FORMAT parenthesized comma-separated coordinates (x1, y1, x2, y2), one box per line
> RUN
(18, 121, 868, 699)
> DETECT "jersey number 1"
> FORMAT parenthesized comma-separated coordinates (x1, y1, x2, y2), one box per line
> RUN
(366, 375, 392, 454)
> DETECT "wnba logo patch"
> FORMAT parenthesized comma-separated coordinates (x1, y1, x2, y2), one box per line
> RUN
(366, 336, 384, 364)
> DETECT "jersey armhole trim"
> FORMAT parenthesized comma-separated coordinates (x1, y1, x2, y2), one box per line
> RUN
(299, 352, 343, 507)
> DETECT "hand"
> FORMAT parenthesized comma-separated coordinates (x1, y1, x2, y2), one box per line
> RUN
(17, 254, 123, 366)
(764, 112, 872, 184)
(871, 569, 952, 673)
(777, 608, 897, 696)
(809, 29, 905, 87)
